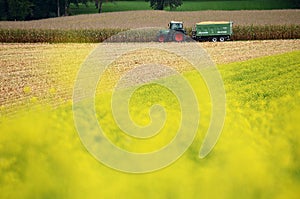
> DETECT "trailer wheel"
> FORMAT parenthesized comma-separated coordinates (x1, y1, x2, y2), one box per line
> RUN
(219, 37, 225, 42)
(212, 37, 218, 42)
(158, 35, 165, 42)
(174, 32, 184, 42)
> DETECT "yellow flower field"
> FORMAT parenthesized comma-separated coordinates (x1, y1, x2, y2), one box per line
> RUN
(0, 42, 299, 199)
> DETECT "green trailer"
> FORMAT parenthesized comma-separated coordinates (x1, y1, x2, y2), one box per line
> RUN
(192, 21, 233, 42)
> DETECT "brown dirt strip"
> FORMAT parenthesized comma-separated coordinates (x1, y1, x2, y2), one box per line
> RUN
(0, 10, 299, 30)
(200, 39, 300, 64)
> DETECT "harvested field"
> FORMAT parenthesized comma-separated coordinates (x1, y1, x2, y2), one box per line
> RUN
(0, 10, 300, 30)
(1, 40, 299, 115)
(201, 39, 300, 64)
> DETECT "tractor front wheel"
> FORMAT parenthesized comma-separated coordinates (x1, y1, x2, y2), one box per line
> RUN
(158, 35, 166, 42)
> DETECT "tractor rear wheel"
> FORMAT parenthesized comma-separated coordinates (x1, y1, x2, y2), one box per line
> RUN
(219, 37, 225, 42)
(174, 32, 184, 42)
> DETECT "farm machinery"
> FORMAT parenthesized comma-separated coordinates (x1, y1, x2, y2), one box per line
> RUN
(157, 21, 187, 42)
(157, 21, 233, 42)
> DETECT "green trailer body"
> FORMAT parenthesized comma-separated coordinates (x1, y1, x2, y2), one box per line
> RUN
(192, 21, 233, 42)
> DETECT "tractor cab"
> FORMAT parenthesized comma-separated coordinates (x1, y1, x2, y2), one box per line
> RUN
(168, 21, 186, 34)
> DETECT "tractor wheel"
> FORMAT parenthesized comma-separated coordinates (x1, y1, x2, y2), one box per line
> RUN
(212, 37, 218, 42)
(174, 32, 184, 42)
(158, 35, 165, 42)
(219, 37, 225, 42)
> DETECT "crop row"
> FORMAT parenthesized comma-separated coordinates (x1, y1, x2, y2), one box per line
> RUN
(231, 25, 300, 40)
(0, 29, 125, 43)
(0, 25, 299, 43)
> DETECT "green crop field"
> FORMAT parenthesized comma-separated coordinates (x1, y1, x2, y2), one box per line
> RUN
(0, 42, 299, 198)
(69, 0, 299, 15)
(70, 1, 151, 15)
(175, 0, 298, 11)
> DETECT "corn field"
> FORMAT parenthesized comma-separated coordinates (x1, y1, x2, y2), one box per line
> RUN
(0, 25, 299, 43)
(232, 25, 300, 40)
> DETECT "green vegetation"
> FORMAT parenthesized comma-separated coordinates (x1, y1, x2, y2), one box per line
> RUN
(1, 25, 299, 43)
(1, 0, 299, 20)
(70, 1, 152, 15)
(69, 0, 299, 15)
(1, 50, 300, 198)
(175, 0, 299, 11)
(0, 0, 90, 20)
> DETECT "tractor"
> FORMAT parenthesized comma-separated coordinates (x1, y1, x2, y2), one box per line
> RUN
(157, 21, 187, 42)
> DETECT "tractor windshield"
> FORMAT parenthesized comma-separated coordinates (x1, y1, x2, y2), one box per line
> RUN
(170, 23, 183, 30)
